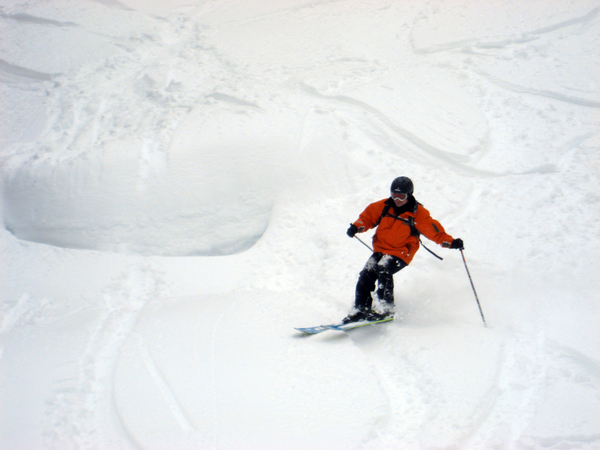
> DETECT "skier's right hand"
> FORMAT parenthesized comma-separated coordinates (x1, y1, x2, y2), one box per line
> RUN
(347, 224, 358, 238)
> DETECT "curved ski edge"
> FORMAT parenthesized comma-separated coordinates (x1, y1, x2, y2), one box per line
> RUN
(329, 316, 395, 331)
(294, 324, 338, 334)
(295, 316, 395, 334)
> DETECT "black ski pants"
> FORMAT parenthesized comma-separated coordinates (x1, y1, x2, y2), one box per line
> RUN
(355, 252, 407, 311)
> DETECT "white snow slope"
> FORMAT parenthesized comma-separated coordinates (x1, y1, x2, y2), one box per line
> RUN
(1, 0, 599, 449)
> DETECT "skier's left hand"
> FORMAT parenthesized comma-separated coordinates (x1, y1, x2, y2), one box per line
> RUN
(450, 238, 464, 250)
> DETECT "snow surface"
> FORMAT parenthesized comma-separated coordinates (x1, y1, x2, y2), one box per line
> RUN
(1, 0, 599, 449)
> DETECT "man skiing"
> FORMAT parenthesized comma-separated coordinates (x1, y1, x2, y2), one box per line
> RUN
(343, 176, 464, 324)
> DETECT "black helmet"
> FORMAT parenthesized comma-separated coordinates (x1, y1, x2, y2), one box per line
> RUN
(390, 176, 414, 195)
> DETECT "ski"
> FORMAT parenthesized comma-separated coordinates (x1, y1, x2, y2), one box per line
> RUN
(294, 324, 338, 334)
(295, 316, 394, 334)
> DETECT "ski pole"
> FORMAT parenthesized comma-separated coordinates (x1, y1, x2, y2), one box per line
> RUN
(353, 235, 373, 252)
(460, 249, 487, 327)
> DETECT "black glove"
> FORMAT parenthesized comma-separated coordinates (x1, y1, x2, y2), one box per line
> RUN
(347, 224, 358, 238)
(450, 238, 464, 250)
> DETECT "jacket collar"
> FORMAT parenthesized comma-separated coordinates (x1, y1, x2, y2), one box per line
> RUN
(386, 195, 417, 215)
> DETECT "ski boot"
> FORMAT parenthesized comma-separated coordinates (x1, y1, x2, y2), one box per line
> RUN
(341, 309, 370, 324)
(367, 303, 395, 321)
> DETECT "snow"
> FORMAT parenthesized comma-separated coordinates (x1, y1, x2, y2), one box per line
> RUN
(1, 0, 599, 449)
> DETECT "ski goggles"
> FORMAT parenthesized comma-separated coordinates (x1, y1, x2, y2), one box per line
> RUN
(391, 192, 408, 201)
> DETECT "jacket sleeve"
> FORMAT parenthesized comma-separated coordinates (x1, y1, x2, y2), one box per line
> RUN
(352, 200, 385, 232)
(415, 205, 454, 248)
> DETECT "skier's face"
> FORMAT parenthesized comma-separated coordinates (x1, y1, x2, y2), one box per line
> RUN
(391, 192, 408, 206)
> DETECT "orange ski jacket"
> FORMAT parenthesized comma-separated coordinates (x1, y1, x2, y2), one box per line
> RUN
(352, 197, 454, 265)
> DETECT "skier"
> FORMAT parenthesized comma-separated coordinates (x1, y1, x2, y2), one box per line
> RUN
(343, 176, 464, 323)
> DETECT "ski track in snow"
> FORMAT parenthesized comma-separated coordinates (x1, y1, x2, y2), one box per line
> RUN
(299, 83, 502, 178)
(89, 0, 134, 12)
(414, 5, 600, 110)
(0, 58, 57, 82)
(465, 330, 547, 447)
(44, 264, 165, 449)
(346, 324, 600, 449)
(205, 298, 241, 447)
(410, 4, 600, 55)
(475, 70, 600, 109)
(136, 335, 195, 433)
(528, 340, 600, 449)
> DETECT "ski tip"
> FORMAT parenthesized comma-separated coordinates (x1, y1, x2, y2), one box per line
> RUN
(294, 325, 333, 334)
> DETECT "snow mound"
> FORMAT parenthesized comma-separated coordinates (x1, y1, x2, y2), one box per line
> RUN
(3, 97, 302, 256)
